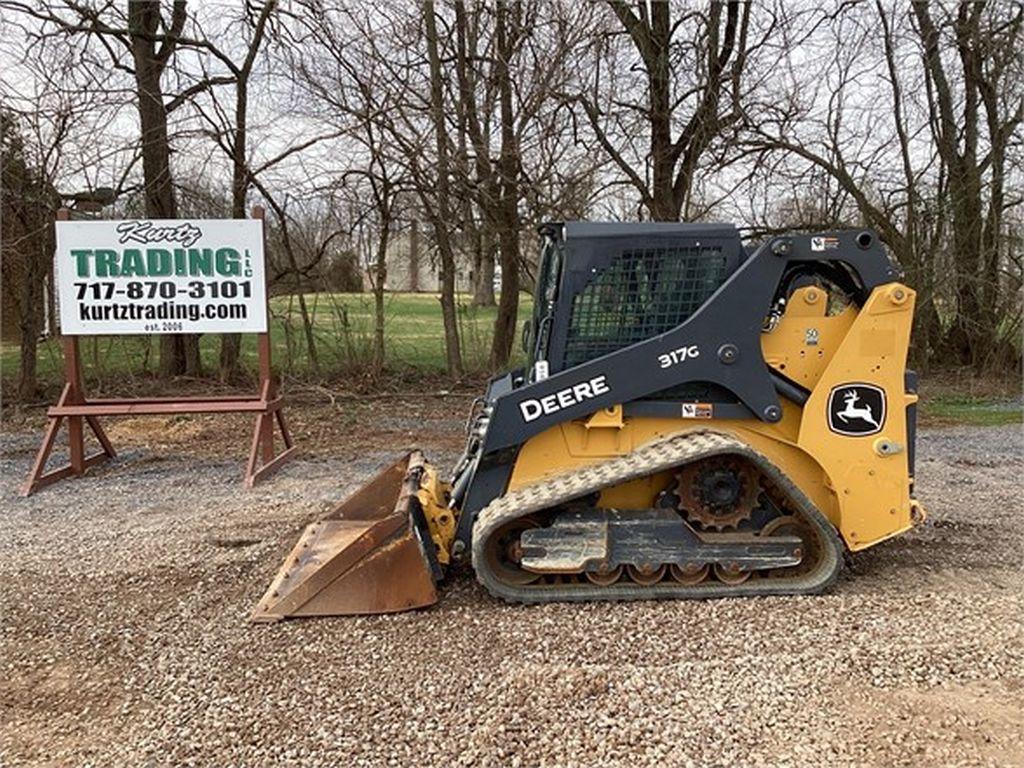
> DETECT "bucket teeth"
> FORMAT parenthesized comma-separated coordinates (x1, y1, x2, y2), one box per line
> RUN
(252, 453, 439, 621)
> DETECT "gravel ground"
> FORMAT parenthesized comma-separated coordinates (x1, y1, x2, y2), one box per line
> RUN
(1, 406, 1022, 768)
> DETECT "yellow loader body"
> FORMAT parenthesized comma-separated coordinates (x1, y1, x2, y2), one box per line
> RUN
(509, 284, 924, 552)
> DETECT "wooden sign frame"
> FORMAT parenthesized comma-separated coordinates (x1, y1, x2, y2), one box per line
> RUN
(20, 206, 295, 496)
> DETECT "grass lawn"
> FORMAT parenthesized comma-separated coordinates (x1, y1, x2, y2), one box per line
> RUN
(3, 292, 1020, 429)
(921, 395, 1023, 427)
(0, 292, 535, 388)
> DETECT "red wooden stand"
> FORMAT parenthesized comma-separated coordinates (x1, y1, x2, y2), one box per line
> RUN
(20, 207, 295, 497)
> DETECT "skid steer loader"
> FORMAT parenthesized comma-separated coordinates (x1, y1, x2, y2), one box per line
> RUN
(253, 222, 924, 620)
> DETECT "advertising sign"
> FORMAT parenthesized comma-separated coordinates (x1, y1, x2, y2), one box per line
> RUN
(55, 219, 267, 335)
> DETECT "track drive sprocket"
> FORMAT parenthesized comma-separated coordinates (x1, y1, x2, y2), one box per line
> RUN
(675, 456, 760, 530)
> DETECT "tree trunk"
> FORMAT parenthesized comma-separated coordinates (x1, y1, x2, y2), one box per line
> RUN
(408, 219, 420, 291)
(220, 75, 249, 381)
(911, 1, 1011, 371)
(17, 223, 47, 401)
(472, 227, 497, 307)
(453, 2, 497, 310)
(945, 160, 986, 365)
(218, 0, 275, 381)
(424, 1, 463, 378)
(645, 1, 677, 221)
(490, 0, 521, 368)
(17, 299, 40, 400)
(492, 223, 519, 368)
(128, 0, 199, 378)
(372, 215, 391, 372)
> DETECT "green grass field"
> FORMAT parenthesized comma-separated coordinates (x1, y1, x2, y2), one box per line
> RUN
(0, 292, 534, 387)
(3, 292, 1020, 428)
(922, 395, 1023, 427)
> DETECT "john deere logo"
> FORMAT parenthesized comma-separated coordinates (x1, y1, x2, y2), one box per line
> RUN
(827, 384, 886, 436)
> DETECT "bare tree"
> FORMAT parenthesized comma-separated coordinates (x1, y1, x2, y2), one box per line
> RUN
(8, 0, 212, 376)
(451, 1, 600, 366)
(285, 2, 414, 373)
(911, 1, 1022, 368)
(1, 110, 58, 399)
(744, 2, 1021, 371)
(452, 3, 498, 308)
(178, 1, 277, 380)
(126, 1, 202, 376)
(488, 0, 522, 366)
(570, 1, 752, 221)
(1, 9, 136, 396)
(423, 1, 464, 377)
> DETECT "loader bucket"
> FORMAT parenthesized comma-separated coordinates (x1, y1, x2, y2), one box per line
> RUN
(252, 452, 439, 622)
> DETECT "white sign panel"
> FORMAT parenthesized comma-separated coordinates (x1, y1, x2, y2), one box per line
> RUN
(55, 219, 267, 335)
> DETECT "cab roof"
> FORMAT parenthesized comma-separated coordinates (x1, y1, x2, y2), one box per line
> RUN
(542, 221, 740, 241)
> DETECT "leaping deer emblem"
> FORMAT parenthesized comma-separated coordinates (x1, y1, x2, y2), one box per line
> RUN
(836, 389, 880, 429)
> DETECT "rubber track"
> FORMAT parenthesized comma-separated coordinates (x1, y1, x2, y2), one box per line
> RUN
(471, 431, 843, 604)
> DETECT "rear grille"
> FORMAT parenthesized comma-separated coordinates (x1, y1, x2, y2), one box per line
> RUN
(563, 246, 728, 366)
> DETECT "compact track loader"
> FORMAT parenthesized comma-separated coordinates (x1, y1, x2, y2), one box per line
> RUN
(253, 222, 924, 620)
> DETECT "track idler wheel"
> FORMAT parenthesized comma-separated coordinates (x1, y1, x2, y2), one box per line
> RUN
(713, 562, 751, 585)
(481, 516, 541, 586)
(670, 562, 709, 585)
(627, 563, 666, 586)
(585, 564, 624, 586)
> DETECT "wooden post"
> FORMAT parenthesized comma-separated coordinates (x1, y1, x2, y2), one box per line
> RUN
(20, 209, 116, 495)
(243, 204, 295, 486)
(59, 208, 85, 475)
(254, 206, 275, 465)
(64, 338, 85, 475)
(253, 205, 273, 392)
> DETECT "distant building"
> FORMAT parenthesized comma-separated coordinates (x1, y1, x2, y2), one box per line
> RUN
(363, 221, 475, 293)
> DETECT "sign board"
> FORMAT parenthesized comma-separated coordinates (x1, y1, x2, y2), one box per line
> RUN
(55, 219, 267, 335)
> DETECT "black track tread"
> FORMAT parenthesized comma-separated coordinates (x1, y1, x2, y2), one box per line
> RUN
(471, 430, 842, 604)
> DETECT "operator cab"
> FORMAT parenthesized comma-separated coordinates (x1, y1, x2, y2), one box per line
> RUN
(525, 221, 746, 382)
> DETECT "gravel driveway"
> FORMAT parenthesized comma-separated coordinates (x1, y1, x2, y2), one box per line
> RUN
(1, 410, 1021, 767)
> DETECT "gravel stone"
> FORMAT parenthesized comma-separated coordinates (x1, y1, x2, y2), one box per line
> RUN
(1, 414, 1021, 767)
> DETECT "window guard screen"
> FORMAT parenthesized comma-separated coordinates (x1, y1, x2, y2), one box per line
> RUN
(563, 246, 728, 367)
